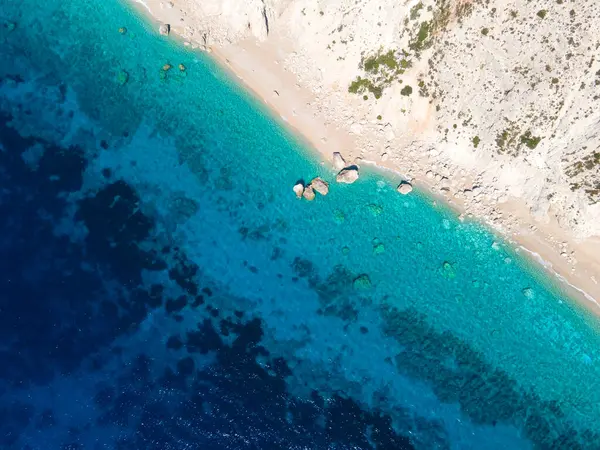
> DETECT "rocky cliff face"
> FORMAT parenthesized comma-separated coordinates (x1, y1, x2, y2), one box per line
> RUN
(186, 0, 600, 238)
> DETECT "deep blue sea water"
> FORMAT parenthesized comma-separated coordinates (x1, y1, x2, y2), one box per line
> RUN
(2, 1, 600, 449)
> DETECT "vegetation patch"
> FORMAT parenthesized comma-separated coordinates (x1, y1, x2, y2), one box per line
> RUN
(519, 131, 542, 149)
(409, 21, 433, 53)
(537, 10, 547, 19)
(410, 2, 424, 20)
(407, 1, 453, 55)
(348, 48, 412, 99)
(495, 124, 520, 155)
(566, 151, 600, 203)
(401, 85, 413, 96)
(472, 136, 481, 148)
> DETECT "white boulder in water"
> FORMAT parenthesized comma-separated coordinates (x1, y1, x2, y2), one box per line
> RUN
(336, 167, 359, 184)
(293, 182, 304, 199)
(397, 181, 413, 195)
(310, 177, 329, 196)
(303, 185, 316, 201)
(332, 152, 346, 171)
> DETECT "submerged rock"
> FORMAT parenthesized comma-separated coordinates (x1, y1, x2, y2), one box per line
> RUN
(353, 274, 372, 290)
(441, 261, 456, 279)
(118, 27, 127, 35)
(116, 70, 129, 85)
(332, 152, 346, 171)
(367, 203, 383, 216)
(372, 238, 385, 254)
(293, 183, 304, 199)
(159, 23, 170, 36)
(303, 185, 316, 201)
(333, 209, 345, 223)
(178, 63, 186, 72)
(162, 64, 172, 71)
(336, 167, 359, 184)
(522, 287, 535, 299)
(397, 181, 413, 195)
(310, 177, 329, 195)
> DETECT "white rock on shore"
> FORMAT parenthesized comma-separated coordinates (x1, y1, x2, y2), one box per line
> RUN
(159, 23, 170, 36)
(332, 152, 346, 171)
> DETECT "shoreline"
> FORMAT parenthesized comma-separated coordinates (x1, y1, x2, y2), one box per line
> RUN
(124, 0, 600, 316)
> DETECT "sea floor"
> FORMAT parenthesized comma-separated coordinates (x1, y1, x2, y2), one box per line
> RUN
(1, 1, 600, 449)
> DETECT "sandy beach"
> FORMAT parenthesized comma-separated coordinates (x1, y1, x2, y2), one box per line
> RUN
(127, 0, 600, 314)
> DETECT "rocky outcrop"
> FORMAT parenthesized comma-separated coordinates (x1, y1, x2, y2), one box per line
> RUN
(336, 167, 359, 184)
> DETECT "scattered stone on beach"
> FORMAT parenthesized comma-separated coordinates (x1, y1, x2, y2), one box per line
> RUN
(118, 27, 127, 35)
(178, 63, 186, 72)
(303, 185, 316, 201)
(310, 177, 329, 196)
(159, 23, 170, 36)
(293, 183, 304, 199)
(336, 167, 359, 184)
(353, 274, 372, 290)
(162, 64, 172, 71)
(397, 181, 413, 195)
(116, 70, 129, 86)
(332, 152, 346, 171)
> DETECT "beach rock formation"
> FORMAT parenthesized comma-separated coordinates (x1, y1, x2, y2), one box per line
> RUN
(293, 182, 304, 198)
(169, 0, 600, 241)
(310, 177, 329, 196)
(302, 184, 316, 201)
(336, 167, 359, 184)
(397, 182, 413, 195)
(332, 152, 346, 171)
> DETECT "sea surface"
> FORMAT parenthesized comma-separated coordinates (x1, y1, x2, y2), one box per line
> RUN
(1, 1, 600, 449)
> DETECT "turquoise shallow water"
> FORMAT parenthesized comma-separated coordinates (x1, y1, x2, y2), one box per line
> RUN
(1, 0, 600, 449)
